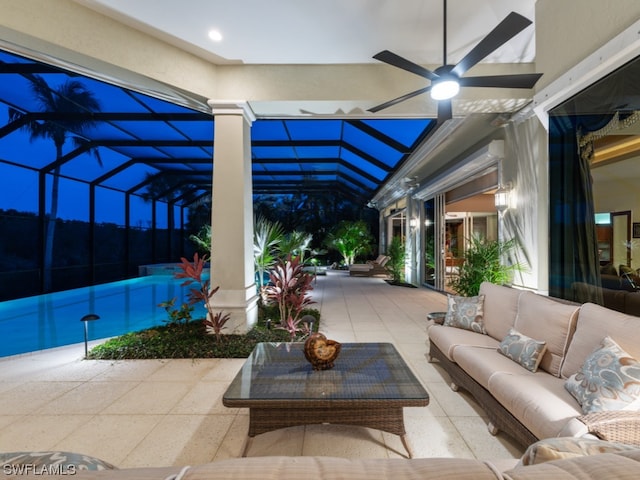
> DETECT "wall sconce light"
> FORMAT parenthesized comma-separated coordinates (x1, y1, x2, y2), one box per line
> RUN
(409, 218, 418, 228)
(494, 184, 510, 214)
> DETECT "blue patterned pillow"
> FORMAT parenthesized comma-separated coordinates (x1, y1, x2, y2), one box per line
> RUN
(565, 336, 640, 414)
(443, 294, 486, 334)
(498, 328, 547, 372)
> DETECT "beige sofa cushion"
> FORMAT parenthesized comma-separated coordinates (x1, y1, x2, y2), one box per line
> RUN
(518, 436, 639, 466)
(453, 345, 534, 390)
(513, 292, 579, 377)
(488, 372, 583, 440)
(561, 302, 640, 379)
(428, 324, 499, 361)
(179, 456, 500, 480)
(479, 282, 522, 341)
(505, 450, 640, 480)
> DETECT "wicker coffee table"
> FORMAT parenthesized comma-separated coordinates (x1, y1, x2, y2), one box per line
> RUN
(223, 342, 429, 458)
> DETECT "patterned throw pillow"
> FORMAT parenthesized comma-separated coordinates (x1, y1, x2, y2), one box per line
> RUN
(0, 451, 116, 473)
(443, 294, 486, 334)
(564, 336, 640, 414)
(498, 328, 547, 372)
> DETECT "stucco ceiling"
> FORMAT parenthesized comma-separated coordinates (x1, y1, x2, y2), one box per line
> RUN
(74, 0, 537, 66)
(72, 0, 539, 119)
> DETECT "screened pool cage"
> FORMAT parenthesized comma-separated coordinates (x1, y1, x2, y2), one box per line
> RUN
(0, 48, 435, 301)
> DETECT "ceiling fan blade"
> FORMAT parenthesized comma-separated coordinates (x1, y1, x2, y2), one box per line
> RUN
(458, 73, 543, 89)
(451, 12, 533, 78)
(437, 99, 452, 124)
(373, 50, 439, 81)
(368, 86, 431, 113)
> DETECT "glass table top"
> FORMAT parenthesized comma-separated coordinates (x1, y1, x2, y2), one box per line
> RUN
(223, 342, 429, 402)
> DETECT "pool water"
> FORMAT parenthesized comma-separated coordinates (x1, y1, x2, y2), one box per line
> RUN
(0, 276, 208, 357)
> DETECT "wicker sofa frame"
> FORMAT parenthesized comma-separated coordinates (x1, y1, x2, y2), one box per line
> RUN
(429, 334, 640, 449)
(427, 339, 538, 448)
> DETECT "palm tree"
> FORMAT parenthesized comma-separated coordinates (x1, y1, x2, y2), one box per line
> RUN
(279, 230, 313, 263)
(253, 215, 284, 300)
(324, 220, 373, 266)
(9, 75, 101, 291)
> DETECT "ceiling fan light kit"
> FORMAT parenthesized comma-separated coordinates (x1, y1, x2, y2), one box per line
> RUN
(430, 78, 459, 100)
(370, 0, 542, 123)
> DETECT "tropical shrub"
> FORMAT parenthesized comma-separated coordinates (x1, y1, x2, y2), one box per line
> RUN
(264, 255, 316, 340)
(449, 236, 524, 297)
(279, 230, 313, 263)
(175, 253, 230, 342)
(157, 297, 194, 326)
(324, 220, 373, 265)
(189, 224, 212, 256)
(253, 215, 285, 300)
(386, 236, 406, 283)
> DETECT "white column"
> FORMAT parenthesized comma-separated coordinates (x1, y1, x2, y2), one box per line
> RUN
(406, 195, 419, 285)
(208, 100, 258, 333)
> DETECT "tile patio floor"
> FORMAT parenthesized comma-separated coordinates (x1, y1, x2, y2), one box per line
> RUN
(0, 271, 525, 468)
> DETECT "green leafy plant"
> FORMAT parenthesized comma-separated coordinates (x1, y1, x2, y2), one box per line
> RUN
(264, 255, 316, 340)
(253, 215, 285, 300)
(449, 236, 525, 297)
(279, 230, 313, 263)
(386, 236, 406, 283)
(87, 322, 295, 359)
(88, 302, 321, 360)
(175, 253, 230, 342)
(324, 220, 373, 265)
(158, 297, 194, 326)
(189, 224, 212, 256)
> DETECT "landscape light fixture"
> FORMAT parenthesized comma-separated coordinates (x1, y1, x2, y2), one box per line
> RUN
(80, 313, 100, 358)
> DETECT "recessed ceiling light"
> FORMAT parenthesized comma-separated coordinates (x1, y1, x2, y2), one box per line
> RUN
(208, 29, 223, 42)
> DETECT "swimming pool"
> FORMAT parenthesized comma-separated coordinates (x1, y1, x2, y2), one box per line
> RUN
(0, 275, 207, 357)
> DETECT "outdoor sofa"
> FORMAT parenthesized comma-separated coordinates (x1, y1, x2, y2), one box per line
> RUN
(427, 281, 640, 449)
(4, 437, 640, 480)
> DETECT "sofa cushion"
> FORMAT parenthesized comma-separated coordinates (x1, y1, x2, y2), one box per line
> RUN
(428, 324, 499, 361)
(498, 328, 547, 373)
(444, 294, 487, 334)
(453, 345, 532, 390)
(478, 282, 522, 340)
(488, 372, 583, 439)
(561, 303, 640, 379)
(564, 336, 640, 414)
(518, 436, 638, 466)
(513, 292, 579, 377)
(179, 456, 501, 480)
(505, 450, 640, 480)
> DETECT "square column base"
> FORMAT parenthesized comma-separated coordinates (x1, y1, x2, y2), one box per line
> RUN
(210, 286, 259, 333)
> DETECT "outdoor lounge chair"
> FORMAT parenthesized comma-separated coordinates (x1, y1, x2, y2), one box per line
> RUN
(349, 255, 390, 277)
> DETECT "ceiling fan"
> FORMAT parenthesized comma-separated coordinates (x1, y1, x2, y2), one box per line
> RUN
(369, 0, 543, 123)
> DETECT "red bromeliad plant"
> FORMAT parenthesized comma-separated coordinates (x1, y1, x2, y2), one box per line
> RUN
(265, 255, 316, 340)
(175, 253, 230, 342)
